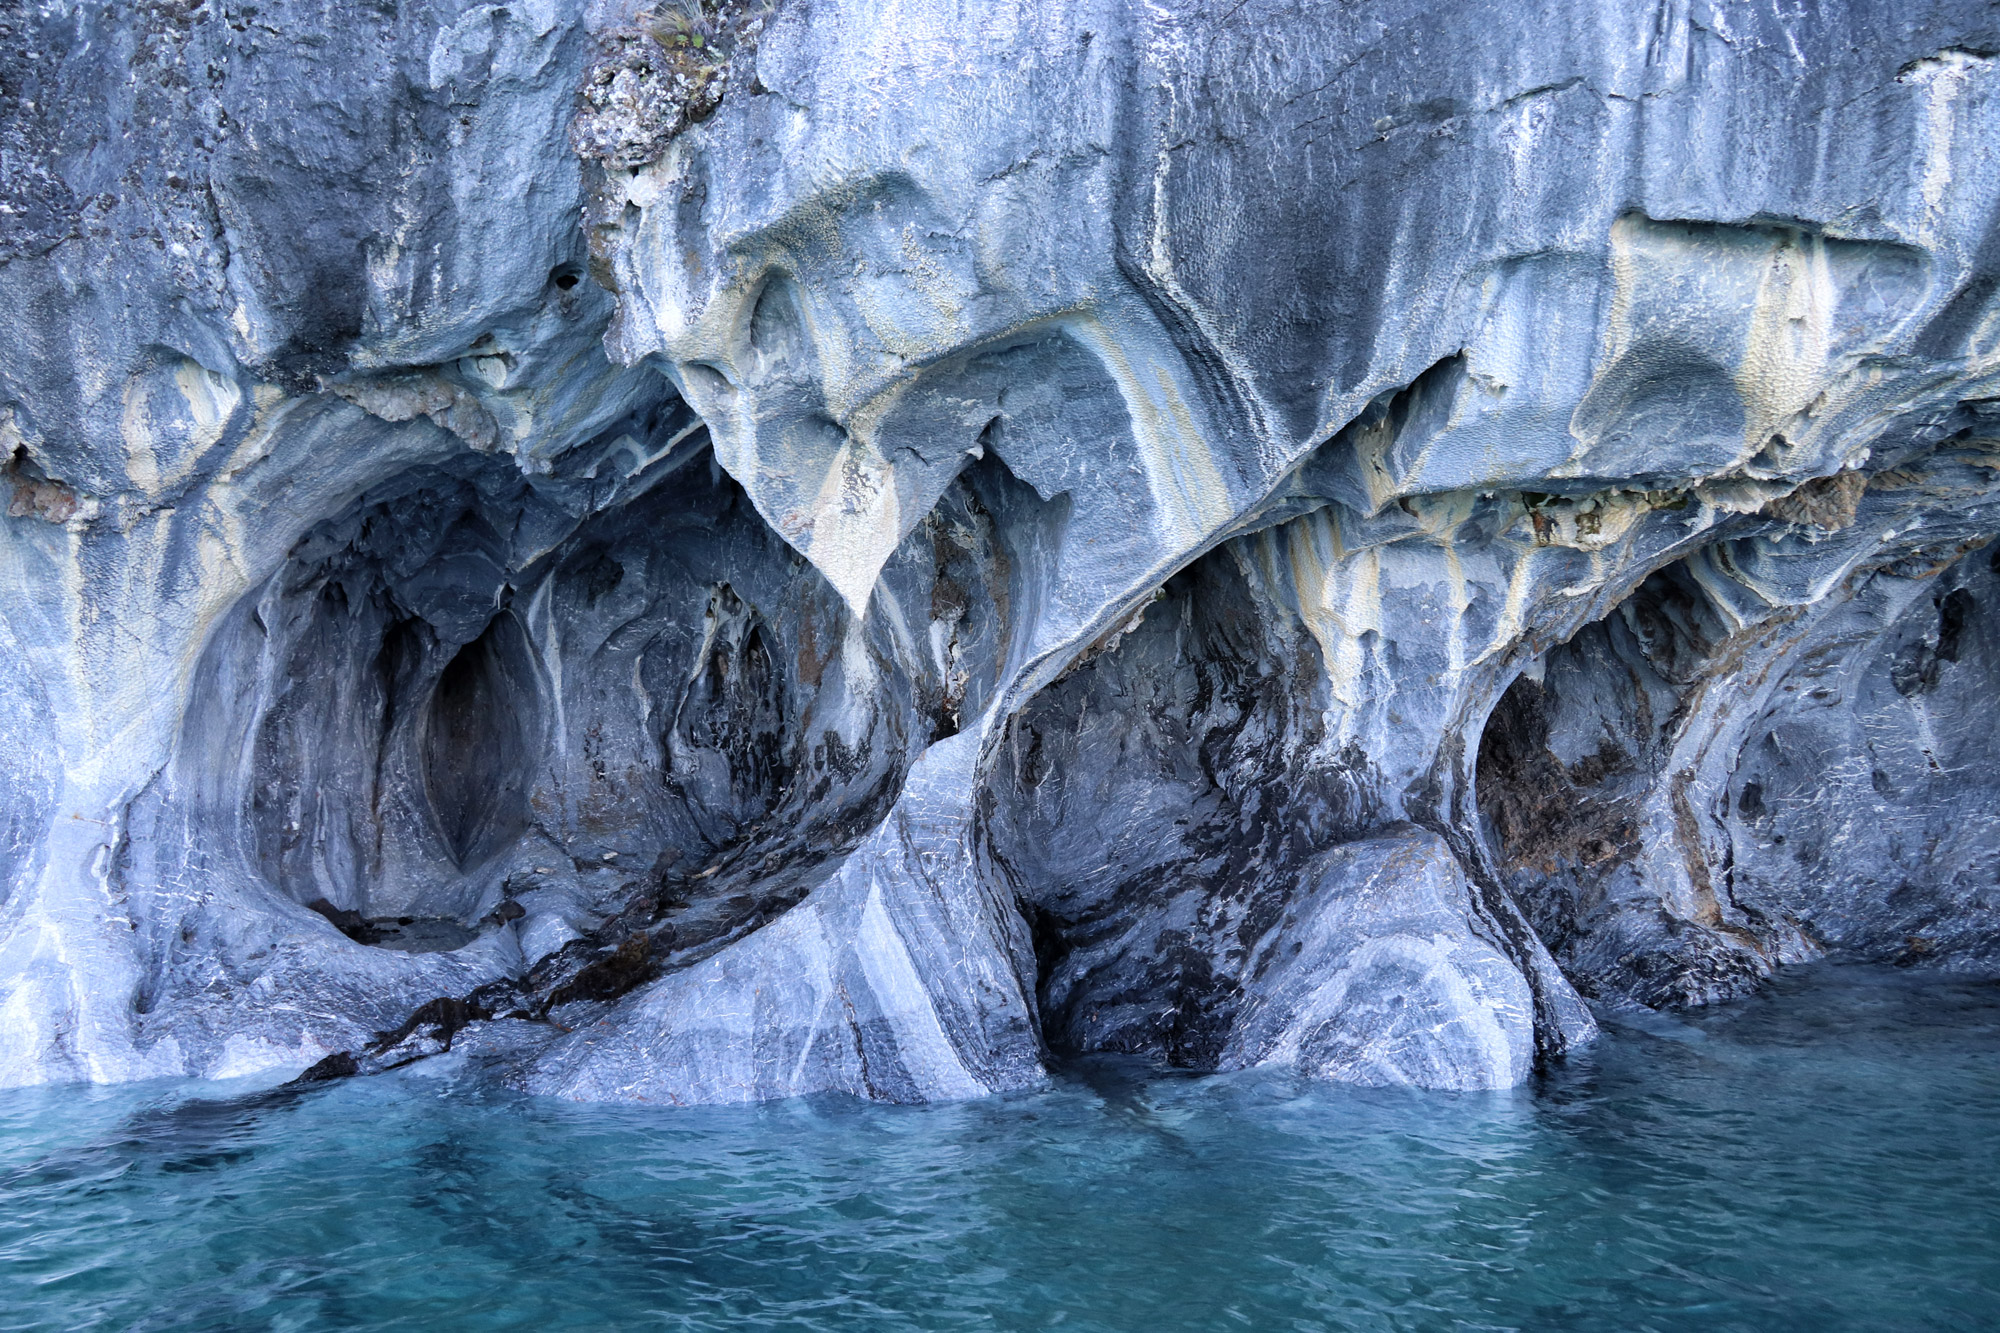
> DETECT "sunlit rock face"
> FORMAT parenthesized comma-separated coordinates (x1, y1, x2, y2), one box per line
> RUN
(4, 0, 2000, 1100)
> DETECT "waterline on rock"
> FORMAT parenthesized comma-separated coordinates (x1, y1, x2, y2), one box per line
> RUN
(3, 962, 1996, 1331)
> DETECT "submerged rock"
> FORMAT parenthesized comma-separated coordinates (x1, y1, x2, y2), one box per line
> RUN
(3, 0, 2000, 1100)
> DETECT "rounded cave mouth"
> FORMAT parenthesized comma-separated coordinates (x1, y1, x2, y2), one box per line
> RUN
(1471, 561, 1756, 1007)
(1474, 543, 2000, 1008)
(273, 596, 547, 953)
(982, 547, 1372, 1071)
(216, 460, 558, 943)
(208, 432, 1018, 981)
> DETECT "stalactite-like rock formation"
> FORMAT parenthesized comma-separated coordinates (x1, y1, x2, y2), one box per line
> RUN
(4, 0, 2000, 1101)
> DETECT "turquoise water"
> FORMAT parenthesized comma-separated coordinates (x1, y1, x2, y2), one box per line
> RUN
(3, 963, 1997, 1332)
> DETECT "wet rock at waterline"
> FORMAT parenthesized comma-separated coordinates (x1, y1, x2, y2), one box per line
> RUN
(5, 0, 2000, 1101)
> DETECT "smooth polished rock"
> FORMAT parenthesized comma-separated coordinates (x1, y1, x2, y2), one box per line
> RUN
(3, 0, 2000, 1100)
(1220, 828, 1537, 1092)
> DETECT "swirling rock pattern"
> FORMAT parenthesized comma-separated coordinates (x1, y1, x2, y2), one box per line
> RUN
(3, 0, 1999, 1100)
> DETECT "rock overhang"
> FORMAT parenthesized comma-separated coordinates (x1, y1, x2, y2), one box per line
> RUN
(2, 0, 2000, 1101)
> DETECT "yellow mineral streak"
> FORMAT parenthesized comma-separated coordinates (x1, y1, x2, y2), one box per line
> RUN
(1736, 233, 1836, 457)
(1564, 214, 1645, 469)
(1900, 50, 1988, 244)
(119, 379, 162, 500)
(120, 361, 242, 500)
(1067, 313, 1233, 553)
(1479, 547, 1541, 669)
(1284, 510, 1382, 717)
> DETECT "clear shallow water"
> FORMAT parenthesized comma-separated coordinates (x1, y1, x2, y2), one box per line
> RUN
(3, 964, 1997, 1332)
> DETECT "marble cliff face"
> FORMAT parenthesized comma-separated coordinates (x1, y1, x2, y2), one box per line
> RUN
(3, 0, 1999, 1102)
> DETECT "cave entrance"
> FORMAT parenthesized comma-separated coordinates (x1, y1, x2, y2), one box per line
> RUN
(232, 463, 544, 928)
(1476, 541, 2000, 1006)
(1472, 563, 1729, 1005)
(200, 425, 1059, 974)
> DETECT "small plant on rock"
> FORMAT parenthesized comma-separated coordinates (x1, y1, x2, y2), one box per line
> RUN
(647, 0, 721, 51)
(571, 0, 773, 169)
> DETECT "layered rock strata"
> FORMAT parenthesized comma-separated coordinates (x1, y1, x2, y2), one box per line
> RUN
(3, 0, 2000, 1101)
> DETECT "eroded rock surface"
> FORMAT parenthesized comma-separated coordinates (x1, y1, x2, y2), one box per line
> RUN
(4, 0, 2000, 1100)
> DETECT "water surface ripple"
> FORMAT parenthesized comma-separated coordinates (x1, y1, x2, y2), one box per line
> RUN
(3, 963, 1997, 1331)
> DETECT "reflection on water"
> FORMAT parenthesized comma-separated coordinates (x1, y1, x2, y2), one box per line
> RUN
(3, 962, 1997, 1331)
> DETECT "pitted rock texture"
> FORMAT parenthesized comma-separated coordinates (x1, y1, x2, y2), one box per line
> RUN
(4, 0, 2000, 1101)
